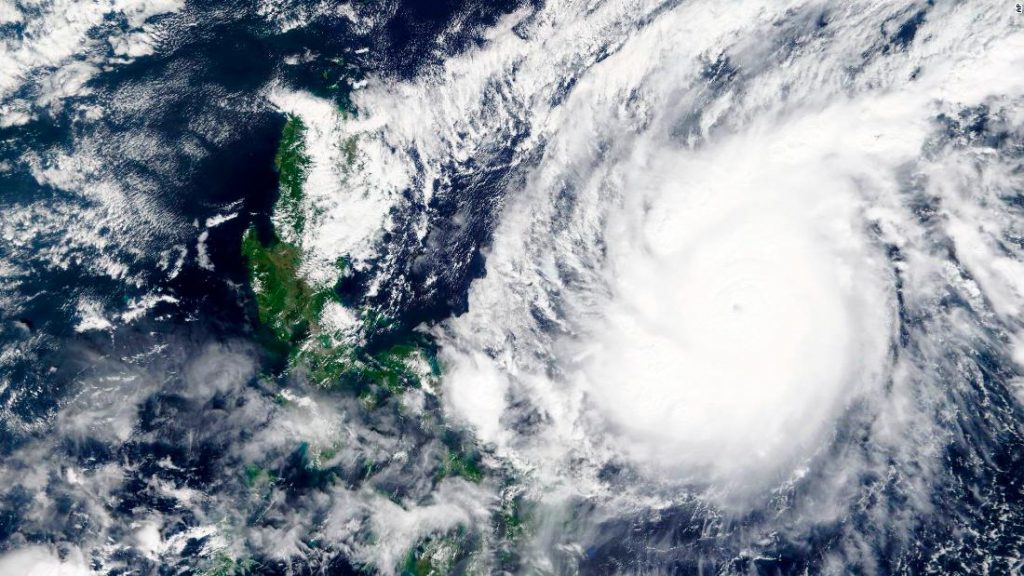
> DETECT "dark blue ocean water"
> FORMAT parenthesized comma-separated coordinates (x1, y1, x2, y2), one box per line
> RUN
(0, 2, 525, 573)
(0, 0, 528, 443)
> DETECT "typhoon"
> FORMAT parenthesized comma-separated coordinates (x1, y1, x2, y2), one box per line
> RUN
(1, 0, 1024, 574)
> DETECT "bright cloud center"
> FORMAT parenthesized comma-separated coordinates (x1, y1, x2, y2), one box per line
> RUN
(576, 135, 892, 479)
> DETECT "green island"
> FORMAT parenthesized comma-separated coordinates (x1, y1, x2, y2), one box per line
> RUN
(241, 115, 437, 398)
(204, 553, 256, 576)
(273, 114, 311, 241)
(401, 530, 480, 576)
(223, 113, 528, 576)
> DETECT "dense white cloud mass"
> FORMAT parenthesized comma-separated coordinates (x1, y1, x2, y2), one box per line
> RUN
(575, 122, 893, 480)
(0, 544, 90, 575)
(327, 0, 1024, 541)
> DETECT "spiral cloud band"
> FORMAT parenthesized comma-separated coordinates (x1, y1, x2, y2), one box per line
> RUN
(431, 0, 1024, 532)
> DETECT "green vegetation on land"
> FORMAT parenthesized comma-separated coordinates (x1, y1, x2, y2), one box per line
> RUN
(243, 463, 277, 489)
(274, 116, 311, 240)
(235, 111, 539, 571)
(292, 328, 439, 396)
(241, 228, 337, 346)
(243, 114, 441, 401)
(438, 447, 483, 484)
(203, 552, 255, 576)
(401, 531, 481, 576)
(497, 493, 531, 542)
